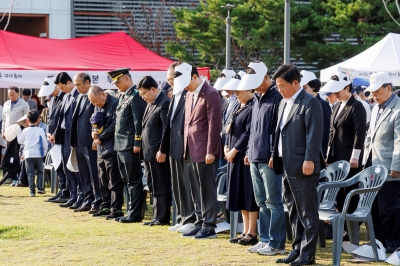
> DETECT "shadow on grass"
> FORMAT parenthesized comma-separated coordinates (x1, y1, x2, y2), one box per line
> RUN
(0, 225, 31, 240)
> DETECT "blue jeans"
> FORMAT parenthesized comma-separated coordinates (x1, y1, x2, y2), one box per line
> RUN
(250, 162, 286, 249)
(25, 157, 44, 194)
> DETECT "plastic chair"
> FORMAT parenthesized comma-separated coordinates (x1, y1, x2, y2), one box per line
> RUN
(318, 161, 351, 247)
(44, 152, 58, 194)
(317, 165, 388, 266)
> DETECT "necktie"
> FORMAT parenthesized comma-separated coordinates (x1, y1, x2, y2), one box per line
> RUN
(376, 106, 384, 125)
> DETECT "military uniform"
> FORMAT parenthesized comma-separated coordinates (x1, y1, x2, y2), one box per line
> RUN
(115, 84, 146, 220)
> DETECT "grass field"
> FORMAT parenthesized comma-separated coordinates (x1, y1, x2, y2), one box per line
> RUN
(0, 183, 388, 266)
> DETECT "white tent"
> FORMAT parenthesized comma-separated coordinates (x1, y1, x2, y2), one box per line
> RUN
(320, 33, 400, 85)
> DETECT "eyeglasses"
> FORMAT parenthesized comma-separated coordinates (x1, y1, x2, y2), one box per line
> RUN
(139, 90, 149, 96)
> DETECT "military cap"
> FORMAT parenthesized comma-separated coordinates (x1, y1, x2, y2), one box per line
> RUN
(108, 68, 131, 84)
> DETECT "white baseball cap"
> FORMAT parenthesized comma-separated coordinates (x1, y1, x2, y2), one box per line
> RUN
(237, 62, 268, 91)
(365, 72, 392, 92)
(320, 71, 351, 93)
(300, 70, 318, 87)
(38, 76, 56, 97)
(214, 69, 236, 90)
(173, 62, 192, 94)
(4, 124, 21, 142)
(221, 74, 242, 91)
(16, 115, 28, 126)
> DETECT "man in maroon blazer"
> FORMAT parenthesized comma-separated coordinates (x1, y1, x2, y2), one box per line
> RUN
(174, 62, 222, 239)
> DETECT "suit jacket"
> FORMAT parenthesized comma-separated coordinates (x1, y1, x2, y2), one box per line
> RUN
(184, 81, 222, 163)
(47, 92, 65, 136)
(363, 95, 400, 181)
(141, 92, 170, 162)
(53, 89, 80, 144)
(71, 94, 95, 147)
(221, 96, 240, 142)
(327, 95, 366, 164)
(114, 85, 146, 152)
(273, 89, 324, 177)
(316, 94, 332, 158)
(160, 90, 187, 160)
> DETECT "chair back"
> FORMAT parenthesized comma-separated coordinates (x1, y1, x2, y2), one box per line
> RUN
(217, 173, 227, 196)
(353, 165, 388, 214)
(319, 160, 350, 210)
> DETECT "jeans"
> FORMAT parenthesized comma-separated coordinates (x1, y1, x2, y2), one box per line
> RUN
(250, 162, 286, 249)
(25, 157, 44, 194)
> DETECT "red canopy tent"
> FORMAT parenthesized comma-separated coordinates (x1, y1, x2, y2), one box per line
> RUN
(0, 30, 210, 88)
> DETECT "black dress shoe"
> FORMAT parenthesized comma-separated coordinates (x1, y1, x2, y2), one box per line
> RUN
(289, 255, 315, 266)
(74, 206, 91, 212)
(45, 194, 61, 202)
(53, 195, 70, 203)
(276, 250, 300, 264)
(119, 216, 142, 223)
(68, 203, 82, 210)
(60, 200, 75, 208)
(143, 219, 156, 226)
(106, 211, 124, 220)
(93, 209, 111, 217)
(148, 219, 170, 226)
(88, 208, 100, 214)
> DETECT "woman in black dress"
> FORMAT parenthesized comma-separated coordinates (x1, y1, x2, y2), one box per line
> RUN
(224, 78, 258, 246)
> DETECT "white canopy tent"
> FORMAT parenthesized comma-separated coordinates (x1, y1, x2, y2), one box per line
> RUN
(320, 33, 400, 86)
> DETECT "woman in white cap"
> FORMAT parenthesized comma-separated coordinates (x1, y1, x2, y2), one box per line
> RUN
(223, 73, 259, 246)
(320, 71, 367, 217)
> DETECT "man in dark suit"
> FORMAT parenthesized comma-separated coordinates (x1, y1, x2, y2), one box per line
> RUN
(71, 73, 102, 213)
(272, 65, 323, 266)
(38, 76, 69, 203)
(138, 76, 172, 226)
(88, 86, 124, 220)
(160, 63, 197, 233)
(109, 68, 146, 223)
(48, 72, 82, 208)
(300, 70, 332, 158)
(174, 62, 222, 239)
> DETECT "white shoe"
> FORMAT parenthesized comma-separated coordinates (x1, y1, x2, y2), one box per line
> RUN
(177, 223, 195, 234)
(168, 223, 183, 232)
(248, 242, 268, 253)
(257, 245, 286, 256)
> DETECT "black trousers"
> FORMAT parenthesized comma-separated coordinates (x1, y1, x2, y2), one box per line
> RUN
(18, 160, 28, 185)
(117, 150, 143, 218)
(98, 155, 124, 213)
(283, 172, 319, 257)
(144, 160, 172, 223)
(371, 181, 400, 248)
(170, 157, 196, 225)
(186, 148, 218, 229)
(56, 164, 69, 197)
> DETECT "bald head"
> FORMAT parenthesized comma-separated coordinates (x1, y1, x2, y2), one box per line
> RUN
(88, 86, 107, 108)
(74, 72, 91, 94)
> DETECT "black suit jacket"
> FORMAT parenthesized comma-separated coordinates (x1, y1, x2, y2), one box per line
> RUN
(53, 89, 80, 144)
(327, 95, 366, 164)
(71, 94, 95, 148)
(47, 92, 65, 137)
(160, 90, 187, 160)
(141, 92, 170, 162)
(316, 94, 332, 158)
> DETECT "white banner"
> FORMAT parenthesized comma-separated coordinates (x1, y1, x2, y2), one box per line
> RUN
(0, 70, 169, 89)
(338, 67, 400, 86)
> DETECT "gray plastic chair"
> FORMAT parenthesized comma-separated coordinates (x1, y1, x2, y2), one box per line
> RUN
(318, 160, 351, 247)
(317, 165, 388, 266)
(44, 152, 58, 194)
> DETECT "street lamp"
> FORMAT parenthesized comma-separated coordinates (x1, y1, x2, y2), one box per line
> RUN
(284, 0, 290, 64)
(221, 4, 235, 70)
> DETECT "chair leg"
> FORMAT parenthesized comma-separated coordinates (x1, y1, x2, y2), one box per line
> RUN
(347, 220, 360, 245)
(229, 211, 239, 240)
(332, 217, 345, 266)
(318, 220, 326, 248)
(285, 210, 292, 240)
(365, 216, 379, 262)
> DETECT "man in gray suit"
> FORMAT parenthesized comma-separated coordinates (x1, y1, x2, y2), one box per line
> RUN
(272, 65, 323, 266)
(363, 72, 400, 253)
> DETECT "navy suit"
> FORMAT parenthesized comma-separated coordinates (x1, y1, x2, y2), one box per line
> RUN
(72, 93, 101, 209)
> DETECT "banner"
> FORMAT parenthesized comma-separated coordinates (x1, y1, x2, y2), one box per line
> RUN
(338, 67, 400, 86)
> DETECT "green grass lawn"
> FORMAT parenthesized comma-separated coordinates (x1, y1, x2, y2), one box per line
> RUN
(0, 183, 388, 265)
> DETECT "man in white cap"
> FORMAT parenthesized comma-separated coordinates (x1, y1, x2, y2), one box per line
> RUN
(174, 62, 222, 239)
(362, 72, 400, 253)
(239, 61, 286, 255)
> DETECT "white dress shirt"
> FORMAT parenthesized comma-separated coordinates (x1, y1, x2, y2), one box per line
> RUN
(170, 90, 183, 124)
(278, 88, 303, 157)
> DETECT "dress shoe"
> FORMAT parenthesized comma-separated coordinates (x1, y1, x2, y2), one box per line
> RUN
(88, 208, 100, 214)
(106, 211, 124, 220)
(60, 200, 75, 208)
(143, 219, 156, 225)
(52, 195, 70, 203)
(276, 250, 300, 264)
(289, 255, 315, 266)
(148, 219, 169, 226)
(93, 209, 111, 217)
(119, 216, 142, 223)
(68, 203, 82, 210)
(45, 194, 60, 202)
(74, 206, 91, 212)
